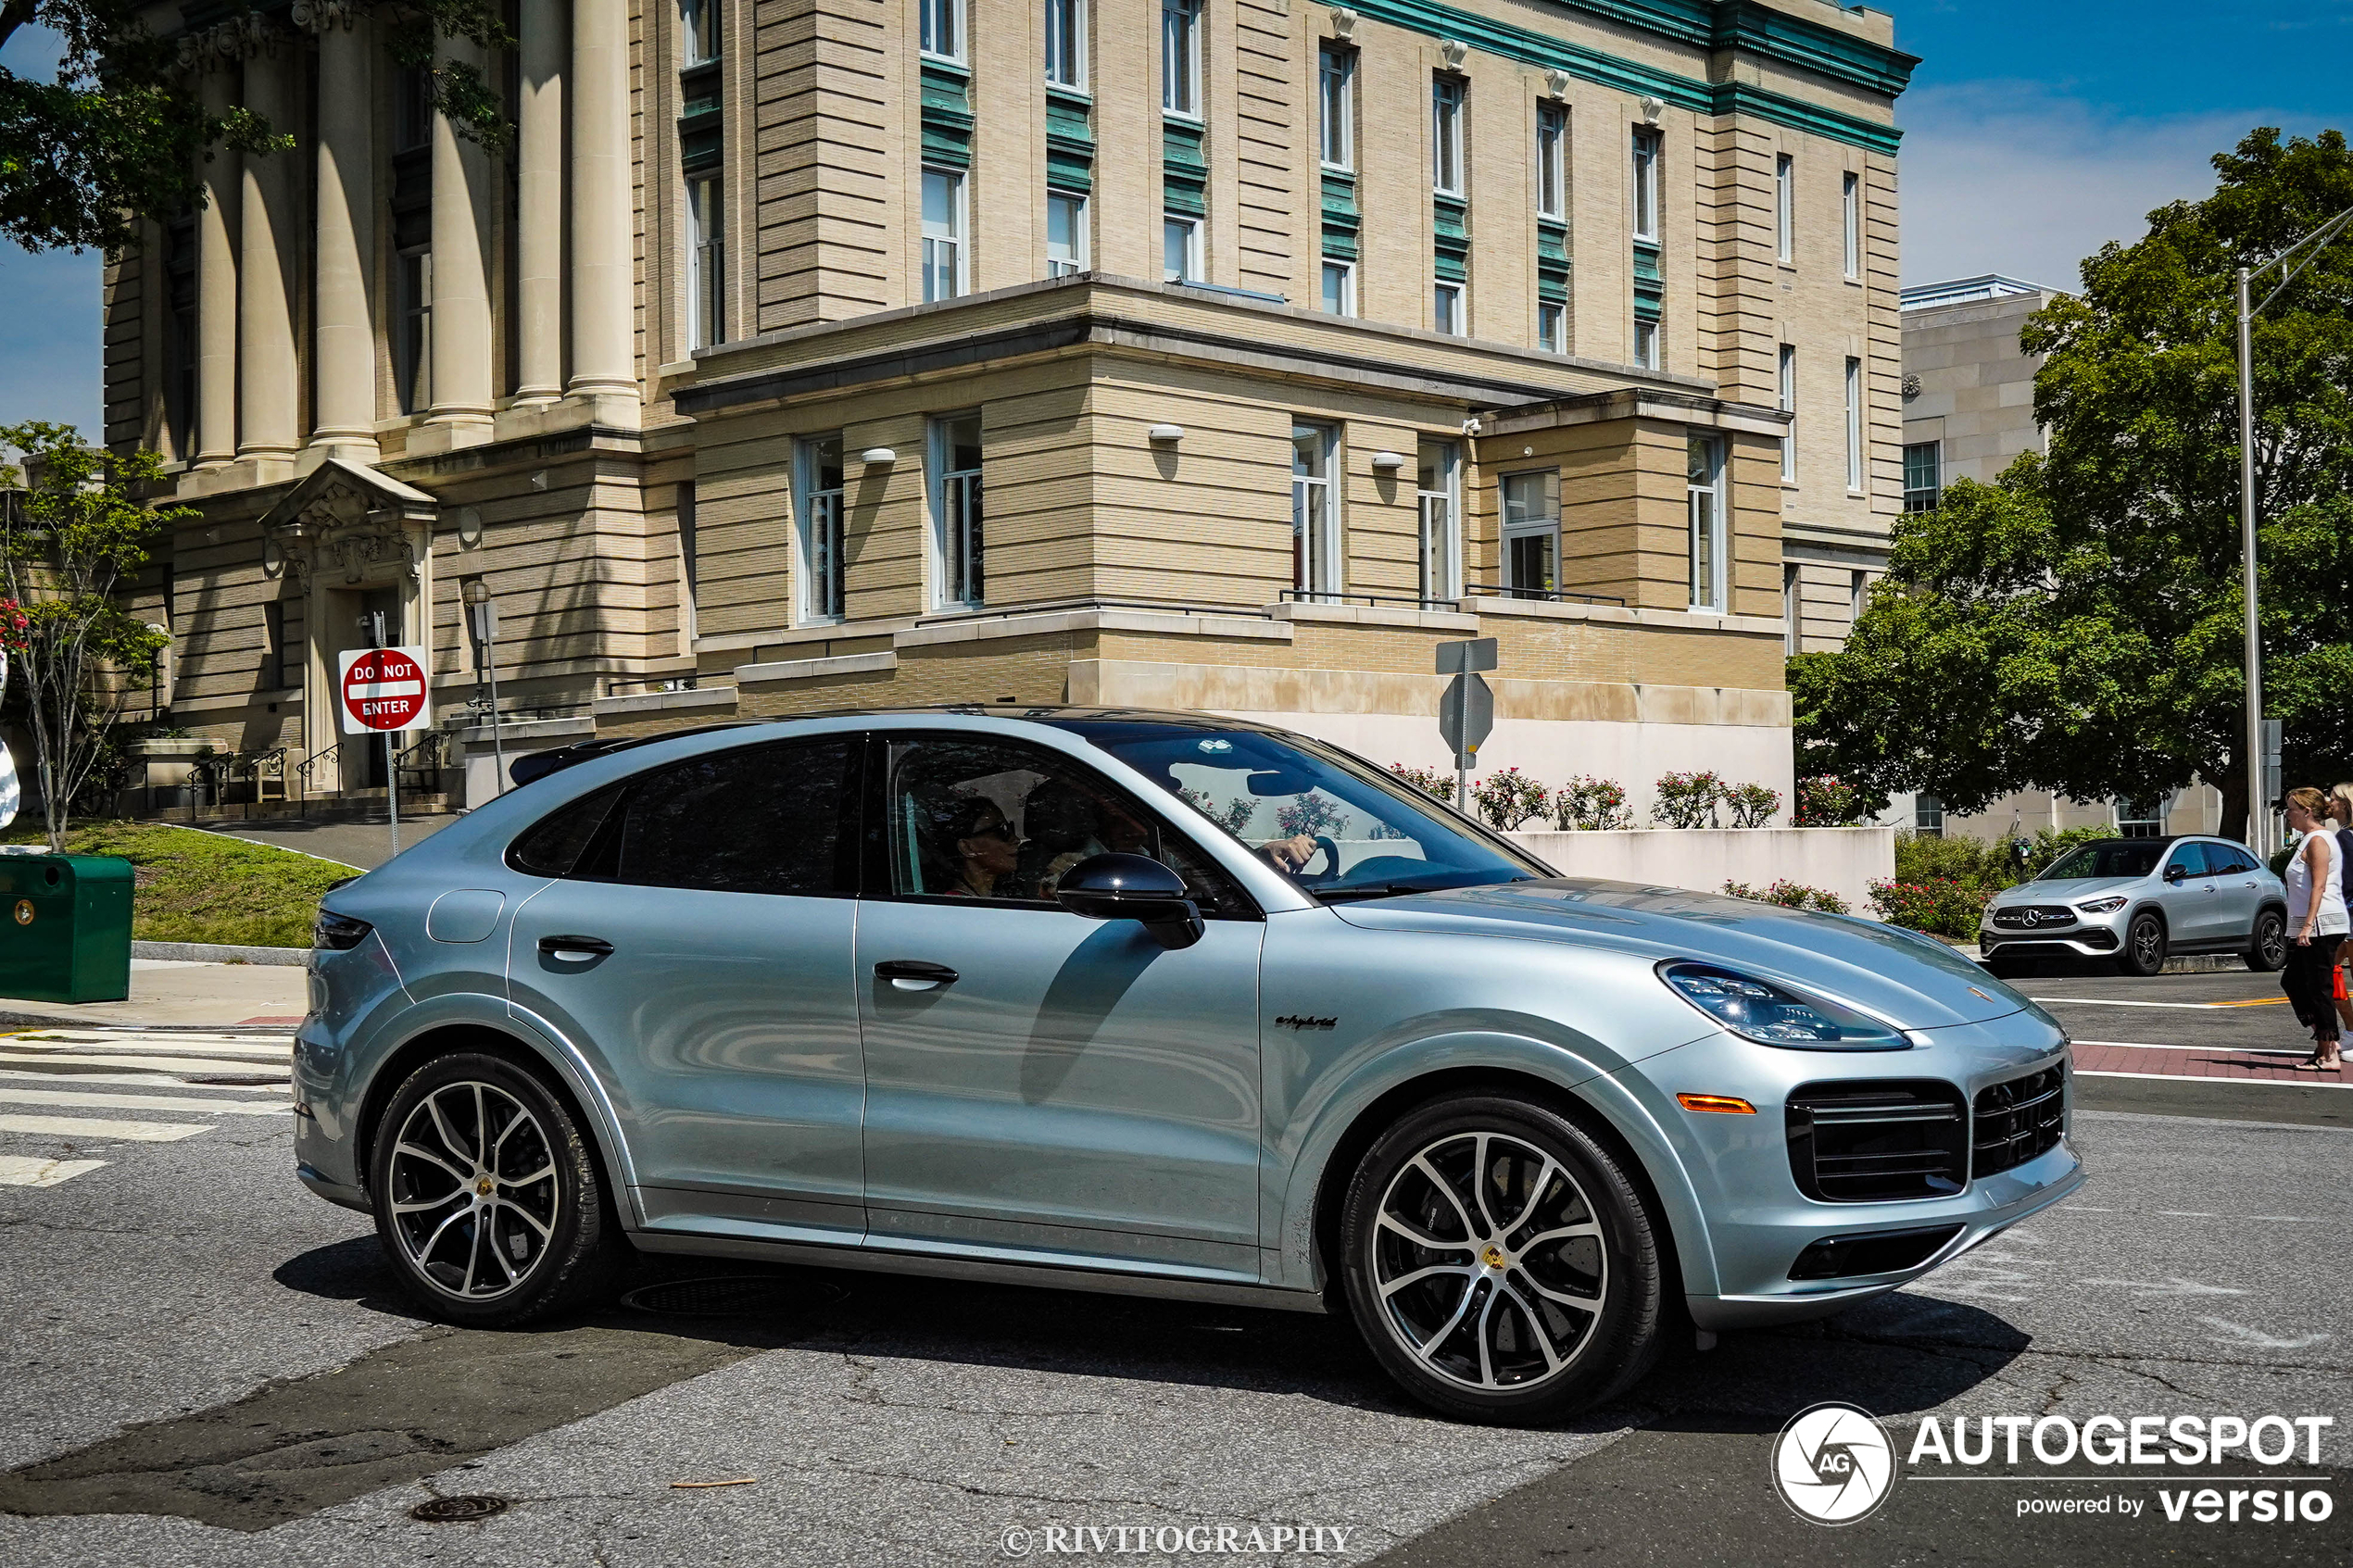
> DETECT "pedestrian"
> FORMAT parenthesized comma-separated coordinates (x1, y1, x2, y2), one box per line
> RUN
(2329, 783, 2353, 1043)
(2279, 787, 2347, 1071)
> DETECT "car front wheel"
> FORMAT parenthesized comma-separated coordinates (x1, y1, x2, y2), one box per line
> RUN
(1337, 1092, 1665, 1425)
(2246, 909, 2287, 972)
(2117, 911, 2167, 977)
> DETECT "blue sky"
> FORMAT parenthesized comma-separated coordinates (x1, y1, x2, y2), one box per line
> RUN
(3, 1, 2347, 445)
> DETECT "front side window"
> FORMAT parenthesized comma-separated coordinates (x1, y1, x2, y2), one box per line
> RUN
(1431, 75, 1465, 195)
(1632, 317, 1659, 370)
(921, 0, 962, 58)
(1047, 192, 1088, 276)
(1630, 125, 1661, 242)
(1774, 153, 1793, 262)
(1320, 258, 1354, 316)
(1778, 343, 1796, 482)
(1319, 44, 1353, 169)
(1164, 214, 1201, 282)
(1045, 0, 1084, 88)
(1291, 421, 1338, 596)
(681, 0, 720, 65)
(1433, 280, 1465, 336)
(1537, 302, 1564, 354)
(1687, 435, 1724, 611)
(1843, 355, 1863, 490)
(1501, 470, 1559, 599)
(396, 247, 433, 414)
(797, 433, 847, 621)
(933, 413, 985, 607)
(1536, 104, 1566, 218)
(1842, 169, 1861, 278)
(1903, 440, 1942, 512)
(1161, 0, 1200, 116)
(1417, 439, 1458, 603)
(686, 172, 724, 350)
(922, 167, 964, 302)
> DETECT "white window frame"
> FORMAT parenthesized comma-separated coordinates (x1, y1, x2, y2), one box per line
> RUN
(1918, 795, 1947, 839)
(1843, 355, 1863, 492)
(1850, 568, 1867, 621)
(1632, 317, 1659, 370)
(1630, 125, 1661, 243)
(1686, 434, 1726, 613)
(1842, 169, 1860, 279)
(396, 245, 432, 415)
(1433, 279, 1466, 336)
(922, 166, 966, 303)
(1044, 0, 1085, 89)
(1778, 343, 1796, 482)
(1782, 563, 1800, 656)
(1291, 421, 1340, 599)
(1047, 191, 1088, 277)
(1163, 213, 1202, 283)
(1537, 301, 1565, 354)
(1431, 74, 1465, 196)
(1774, 153, 1793, 263)
(1536, 103, 1567, 219)
(1161, 0, 1200, 119)
(1318, 44, 1353, 170)
(1416, 440, 1460, 603)
(1903, 439, 1943, 513)
(921, 0, 963, 61)
(795, 433, 848, 623)
(686, 170, 724, 351)
(1501, 470, 1560, 599)
(931, 412, 986, 608)
(1320, 257, 1355, 316)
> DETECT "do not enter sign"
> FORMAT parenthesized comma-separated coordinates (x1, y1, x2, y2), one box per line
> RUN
(338, 646, 434, 735)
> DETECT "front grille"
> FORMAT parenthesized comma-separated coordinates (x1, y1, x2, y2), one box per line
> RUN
(1786, 1080, 1969, 1202)
(1990, 904, 2078, 930)
(1789, 1223, 1966, 1281)
(1973, 1065, 2066, 1177)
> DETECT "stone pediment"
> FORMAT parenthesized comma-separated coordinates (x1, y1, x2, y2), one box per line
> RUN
(258, 459, 437, 586)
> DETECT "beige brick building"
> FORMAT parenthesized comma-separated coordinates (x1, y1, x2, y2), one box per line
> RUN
(100, 0, 1913, 813)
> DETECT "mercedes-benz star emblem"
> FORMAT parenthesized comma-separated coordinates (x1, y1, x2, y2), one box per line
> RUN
(1771, 1401, 1897, 1525)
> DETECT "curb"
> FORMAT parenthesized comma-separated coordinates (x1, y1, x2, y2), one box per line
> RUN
(132, 940, 309, 967)
(0, 1011, 299, 1035)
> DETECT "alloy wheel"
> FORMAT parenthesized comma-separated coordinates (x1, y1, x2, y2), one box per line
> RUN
(1367, 1130, 1607, 1391)
(2130, 917, 2164, 972)
(386, 1081, 562, 1301)
(2259, 917, 2288, 970)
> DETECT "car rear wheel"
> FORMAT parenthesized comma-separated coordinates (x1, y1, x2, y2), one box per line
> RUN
(370, 1049, 626, 1328)
(2246, 909, 2288, 972)
(1336, 1092, 1664, 1425)
(2117, 911, 2167, 977)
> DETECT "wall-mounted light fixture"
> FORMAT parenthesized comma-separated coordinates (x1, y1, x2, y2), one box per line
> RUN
(1370, 450, 1407, 473)
(860, 447, 897, 468)
(1147, 424, 1185, 444)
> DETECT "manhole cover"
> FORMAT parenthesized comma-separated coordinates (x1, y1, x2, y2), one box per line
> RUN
(180, 1073, 288, 1086)
(409, 1495, 510, 1524)
(620, 1274, 844, 1318)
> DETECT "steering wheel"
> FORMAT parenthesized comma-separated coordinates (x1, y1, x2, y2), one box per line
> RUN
(1303, 834, 1341, 881)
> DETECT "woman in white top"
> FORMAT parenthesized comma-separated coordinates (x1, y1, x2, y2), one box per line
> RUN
(2280, 787, 2347, 1071)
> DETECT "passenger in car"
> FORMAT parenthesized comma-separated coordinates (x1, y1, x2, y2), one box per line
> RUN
(932, 797, 1023, 898)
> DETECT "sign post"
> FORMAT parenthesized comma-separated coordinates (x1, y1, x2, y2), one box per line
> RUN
(1436, 637, 1498, 810)
(339, 643, 432, 859)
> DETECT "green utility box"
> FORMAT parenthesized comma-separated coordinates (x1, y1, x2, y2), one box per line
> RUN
(0, 854, 133, 1004)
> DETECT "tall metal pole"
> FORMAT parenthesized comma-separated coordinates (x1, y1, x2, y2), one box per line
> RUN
(484, 620, 507, 795)
(2237, 267, 2264, 858)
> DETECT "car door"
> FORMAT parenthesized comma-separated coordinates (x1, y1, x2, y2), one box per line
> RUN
(2157, 841, 2220, 945)
(2202, 841, 2262, 941)
(851, 730, 1266, 1279)
(504, 734, 867, 1244)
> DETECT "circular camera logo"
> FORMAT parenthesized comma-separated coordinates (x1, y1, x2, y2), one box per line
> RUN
(1772, 1402, 1897, 1525)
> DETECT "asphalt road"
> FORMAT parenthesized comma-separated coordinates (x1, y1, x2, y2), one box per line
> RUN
(0, 1020, 2347, 1566)
(200, 811, 459, 872)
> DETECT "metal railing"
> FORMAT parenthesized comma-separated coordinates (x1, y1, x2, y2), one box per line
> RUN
(293, 743, 342, 797)
(1277, 589, 1467, 612)
(1460, 583, 1628, 607)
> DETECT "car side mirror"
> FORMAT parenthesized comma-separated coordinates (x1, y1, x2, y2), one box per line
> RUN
(1054, 852, 1203, 949)
(2164, 865, 2186, 884)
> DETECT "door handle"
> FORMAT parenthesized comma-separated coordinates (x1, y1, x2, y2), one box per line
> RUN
(539, 934, 614, 961)
(875, 958, 959, 990)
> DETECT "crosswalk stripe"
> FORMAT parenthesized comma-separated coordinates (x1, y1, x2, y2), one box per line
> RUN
(0, 1040, 292, 1063)
(0, 1051, 292, 1076)
(0, 1087, 290, 1115)
(0, 1068, 284, 1094)
(0, 1154, 107, 1187)
(0, 1113, 211, 1142)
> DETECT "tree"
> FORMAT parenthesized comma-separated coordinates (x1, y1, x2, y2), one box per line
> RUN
(1793, 127, 2353, 841)
(0, 0, 510, 255)
(0, 422, 186, 849)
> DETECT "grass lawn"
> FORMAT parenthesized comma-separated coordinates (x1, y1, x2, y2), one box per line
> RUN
(3, 819, 350, 947)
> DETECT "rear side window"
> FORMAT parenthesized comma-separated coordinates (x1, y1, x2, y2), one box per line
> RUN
(508, 785, 623, 877)
(2205, 844, 2254, 875)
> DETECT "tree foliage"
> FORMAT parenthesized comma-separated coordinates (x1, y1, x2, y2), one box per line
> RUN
(1793, 127, 2353, 839)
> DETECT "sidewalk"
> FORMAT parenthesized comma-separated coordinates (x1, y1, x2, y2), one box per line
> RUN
(0, 959, 309, 1032)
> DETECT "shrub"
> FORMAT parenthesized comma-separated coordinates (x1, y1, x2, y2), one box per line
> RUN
(1388, 763, 1457, 804)
(1722, 878, 1850, 914)
(1553, 774, 1631, 831)
(1471, 766, 1551, 830)
(1277, 793, 1349, 838)
(1867, 876, 1992, 938)
(1894, 830, 2005, 888)
(1724, 782, 1781, 830)
(1652, 770, 1728, 829)
(1793, 776, 1874, 827)
(2017, 825, 2113, 882)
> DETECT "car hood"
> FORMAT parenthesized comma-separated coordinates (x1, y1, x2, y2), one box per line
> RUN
(1992, 876, 2141, 904)
(1327, 878, 2033, 1029)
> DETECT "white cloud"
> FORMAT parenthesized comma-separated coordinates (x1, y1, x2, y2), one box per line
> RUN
(1897, 83, 2305, 291)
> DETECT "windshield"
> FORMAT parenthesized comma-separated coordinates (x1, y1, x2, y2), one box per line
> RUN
(1058, 721, 1545, 902)
(2039, 841, 2164, 882)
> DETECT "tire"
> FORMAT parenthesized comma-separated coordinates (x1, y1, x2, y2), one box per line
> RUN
(369, 1049, 627, 1328)
(1336, 1092, 1665, 1425)
(2116, 910, 2167, 978)
(2246, 908, 2288, 972)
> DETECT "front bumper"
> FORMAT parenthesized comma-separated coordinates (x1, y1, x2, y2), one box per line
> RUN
(1978, 903, 2125, 959)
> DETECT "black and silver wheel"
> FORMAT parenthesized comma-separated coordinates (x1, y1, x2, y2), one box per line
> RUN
(1337, 1093, 1664, 1424)
(2117, 911, 2167, 978)
(2246, 908, 2288, 972)
(370, 1050, 624, 1327)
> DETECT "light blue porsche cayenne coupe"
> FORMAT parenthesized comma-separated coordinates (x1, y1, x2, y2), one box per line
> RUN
(296, 709, 2082, 1423)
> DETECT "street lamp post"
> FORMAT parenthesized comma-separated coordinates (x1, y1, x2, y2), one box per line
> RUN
(462, 578, 506, 796)
(2236, 204, 2353, 858)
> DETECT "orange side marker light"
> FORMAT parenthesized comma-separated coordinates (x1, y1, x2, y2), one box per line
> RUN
(1676, 1093, 1756, 1114)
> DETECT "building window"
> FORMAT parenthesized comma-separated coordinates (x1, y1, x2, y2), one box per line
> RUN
(1843, 355, 1863, 491)
(1318, 44, 1353, 169)
(921, 0, 962, 60)
(1630, 125, 1660, 242)
(1537, 302, 1565, 354)
(1501, 470, 1559, 599)
(922, 168, 965, 302)
(1320, 258, 1354, 316)
(681, 0, 720, 65)
(1433, 280, 1465, 336)
(1536, 103, 1567, 219)
(1163, 214, 1201, 282)
(1045, 0, 1084, 89)
(1430, 75, 1465, 195)
(1842, 169, 1860, 279)
(686, 173, 724, 350)
(933, 413, 985, 608)
(1774, 153, 1793, 263)
(163, 216, 197, 461)
(1047, 192, 1088, 276)
(1291, 421, 1339, 597)
(395, 246, 432, 414)
(395, 65, 434, 152)
(1903, 440, 1942, 513)
(1161, 0, 1200, 117)
(797, 433, 847, 621)
(1850, 568, 1867, 621)
(676, 481, 700, 642)
(1916, 795, 1945, 838)
(2115, 797, 2164, 838)
(1687, 435, 1725, 612)
(1417, 440, 1459, 604)
(1632, 317, 1659, 370)
(1778, 344, 1796, 482)
(1782, 564, 1800, 656)
(263, 599, 292, 690)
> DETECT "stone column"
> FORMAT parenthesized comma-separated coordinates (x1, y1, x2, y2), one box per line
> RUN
(428, 35, 496, 432)
(236, 32, 300, 463)
(308, 2, 379, 459)
(194, 61, 241, 468)
(514, 0, 566, 402)
(568, 0, 636, 408)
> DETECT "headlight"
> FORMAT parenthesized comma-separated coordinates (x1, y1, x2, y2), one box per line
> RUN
(2076, 897, 2126, 914)
(313, 909, 374, 950)
(1658, 961, 1907, 1050)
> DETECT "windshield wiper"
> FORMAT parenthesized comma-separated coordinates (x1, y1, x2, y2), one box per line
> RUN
(1317, 875, 1531, 905)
